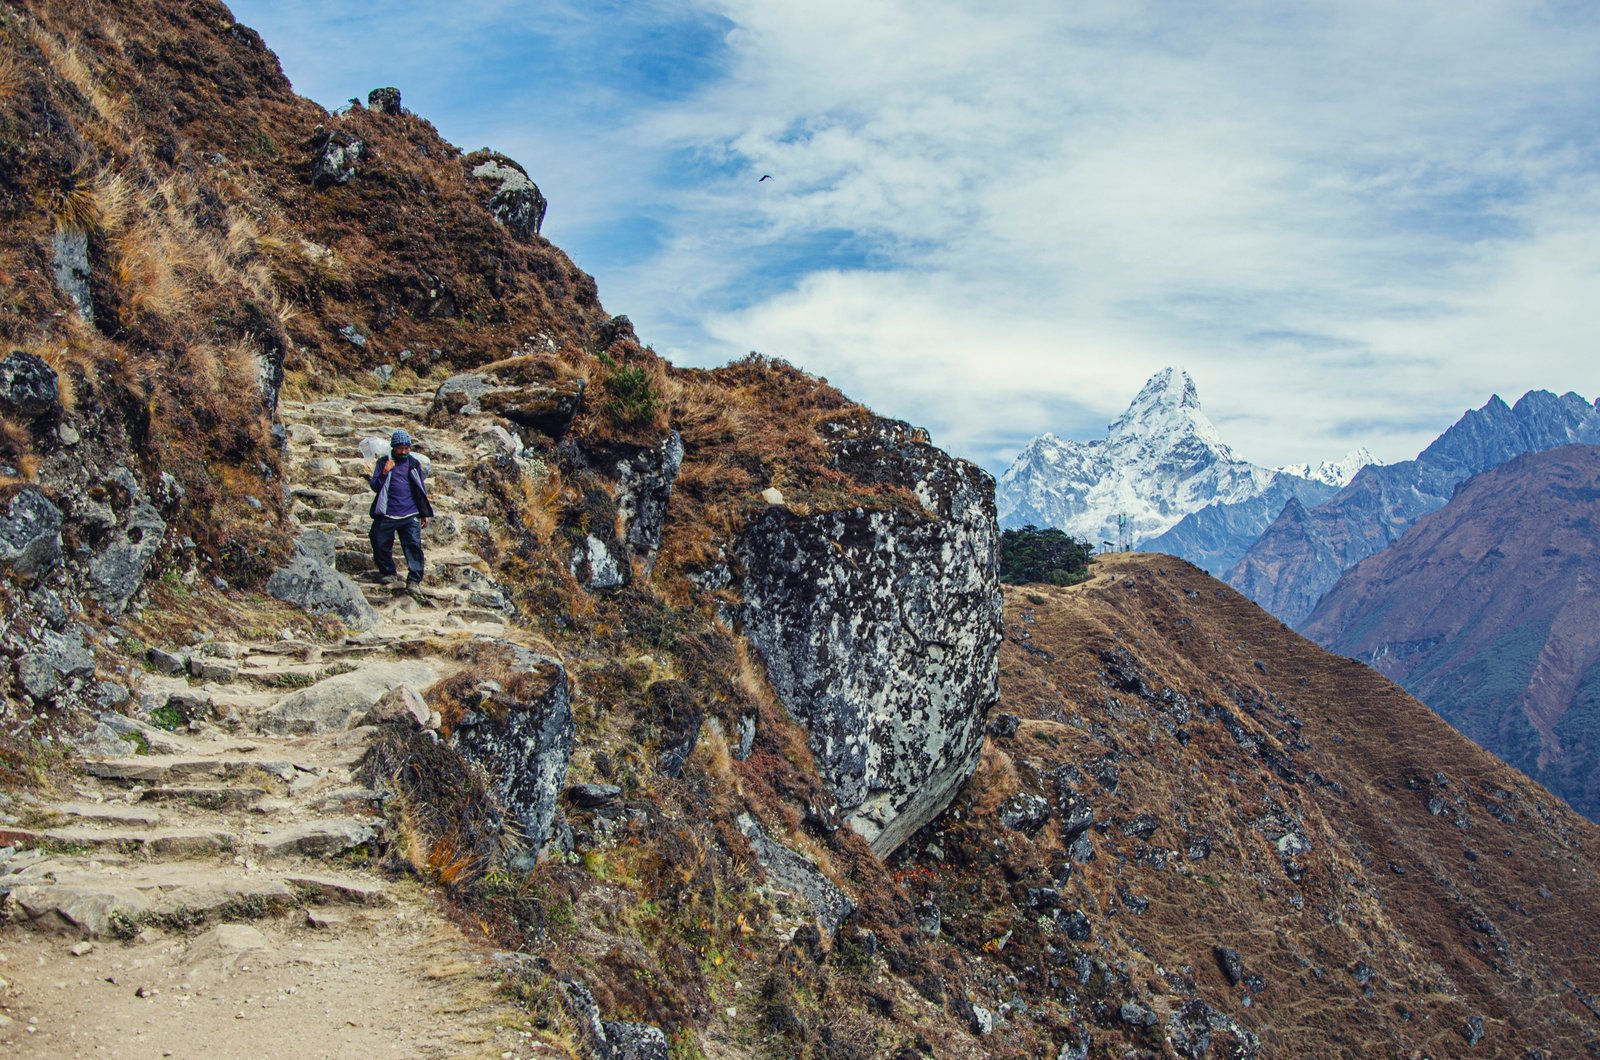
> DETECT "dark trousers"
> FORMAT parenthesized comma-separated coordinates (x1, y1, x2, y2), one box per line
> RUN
(370, 515, 424, 583)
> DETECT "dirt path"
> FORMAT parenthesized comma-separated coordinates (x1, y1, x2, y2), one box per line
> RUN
(1, 385, 562, 1058)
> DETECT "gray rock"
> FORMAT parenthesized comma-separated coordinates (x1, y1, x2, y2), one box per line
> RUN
(1119, 1002, 1159, 1028)
(1214, 945, 1245, 986)
(1464, 1014, 1485, 1046)
(6, 883, 150, 937)
(367, 86, 402, 114)
(51, 228, 94, 321)
(428, 362, 584, 442)
(1059, 909, 1091, 941)
(736, 813, 855, 939)
(602, 1022, 670, 1060)
(0, 351, 60, 418)
(0, 487, 63, 581)
(372, 364, 394, 384)
(570, 533, 626, 591)
(255, 819, 377, 859)
(188, 655, 239, 683)
(735, 416, 1001, 857)
(1056, 1031, 1091, 1060)
(1121, 813, 1160, 839)
(468, 154, 547, 239)
(734, 712, 756, 761)
(17, 628, 96, 700)
(147, 647, 188, 675)
(967, 1002, 996, 1035)
(266, 531, 379, 631)
(259, 660, 440, 734)
(312, 132, 366, 187)
(358, 684, 431, 729)
(1000, 793, 1050, 834)
(88, 498, 165, 613)
(1169, 998, 1259, 1059)
(566, 783, 622, 809)
(451, 645, 573, 863)
(915, 900, 941, 937)
(614, 431, 684, 572)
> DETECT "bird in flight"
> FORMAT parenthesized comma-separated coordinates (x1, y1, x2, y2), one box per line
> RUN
(758, 174, 773, 182)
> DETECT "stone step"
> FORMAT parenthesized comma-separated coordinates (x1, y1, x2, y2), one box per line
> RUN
(85, 756, 297, 785)
(281, 872, 388, 905)
(137, 785, 269, 811)
(4, 863, 300, 937)
(253, 818, 381, 860)
(45, 802, 163, 828)
(6, 825, 235, 856)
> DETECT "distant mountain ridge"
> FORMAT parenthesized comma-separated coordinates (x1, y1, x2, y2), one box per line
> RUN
(997, 368, 1333, 548)
(1227, 390, 1600, 626)
(1303, 444, 1600, 821)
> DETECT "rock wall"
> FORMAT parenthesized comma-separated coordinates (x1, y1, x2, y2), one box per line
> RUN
(735, 417, 1001, 857)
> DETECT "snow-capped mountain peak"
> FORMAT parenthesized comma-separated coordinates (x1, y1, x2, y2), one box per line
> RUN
(996, 367, 1275, 544)
(1275, 448, 1378, 488)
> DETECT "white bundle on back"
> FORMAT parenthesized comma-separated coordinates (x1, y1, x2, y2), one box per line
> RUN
(359, 435, 431, 472)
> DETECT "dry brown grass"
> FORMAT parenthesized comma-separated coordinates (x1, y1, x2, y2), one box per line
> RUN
(0, 45, 21, 103)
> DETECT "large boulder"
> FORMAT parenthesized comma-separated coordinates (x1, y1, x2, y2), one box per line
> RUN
(735, 416, 1002, 857)
(266, 530, 379, 630)
(0, 486, 63, 581)
(450, 642, 574, 867)
(467, 152, 547, 239)
(17, 628, 96, 701)
(366, 86, 401, 114)
(0, 351, 60, 419)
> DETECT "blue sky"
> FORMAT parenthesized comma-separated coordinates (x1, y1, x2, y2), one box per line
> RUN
(228, 0, 1600, 475)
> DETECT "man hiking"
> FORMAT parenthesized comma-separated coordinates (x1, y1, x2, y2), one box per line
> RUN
(369, 428, 433, 592)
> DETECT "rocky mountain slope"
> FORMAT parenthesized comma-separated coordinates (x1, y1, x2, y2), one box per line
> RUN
(1140, 473, 1338, 576)
(1275, 447, 1376, 488)
(1303, 444, 1600, 823)
(957, 554, 1600, 1057)
(1227, 389, 1600, 626)
(997, 368, 1308, 545)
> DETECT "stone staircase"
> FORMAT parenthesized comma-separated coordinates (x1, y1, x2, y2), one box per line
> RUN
(0, 385, 550, 1056)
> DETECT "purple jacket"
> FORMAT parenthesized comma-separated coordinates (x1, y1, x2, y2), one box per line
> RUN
(369, 455, 433, 520)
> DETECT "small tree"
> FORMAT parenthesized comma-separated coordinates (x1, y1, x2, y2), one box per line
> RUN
(999, 525, 1094, 586)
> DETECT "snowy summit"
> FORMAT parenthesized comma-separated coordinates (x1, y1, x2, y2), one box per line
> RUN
(997, 367, 1310, 545)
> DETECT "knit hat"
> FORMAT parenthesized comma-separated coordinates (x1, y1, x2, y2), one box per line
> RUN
(391, 429, 412, 446)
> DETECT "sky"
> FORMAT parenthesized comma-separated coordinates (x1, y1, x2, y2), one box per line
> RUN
(227, 0, 1600, 475)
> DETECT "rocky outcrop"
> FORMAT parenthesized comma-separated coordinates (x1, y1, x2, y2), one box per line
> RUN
(736, 416, 1001, 856)
(466, 152, 547, 239)
(450, 643, 574, 866)
(428, 357, 584, 444)
(614, 431, 683, 573)
(312, 131, 367, 188)
(366, 86, 401, 115)
(266, 530, 380, 631)
(0, 486, 63, 582)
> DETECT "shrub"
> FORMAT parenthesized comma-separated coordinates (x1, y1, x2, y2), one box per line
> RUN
(597, 352, 662, 426)
(999, 525, 1093, 586)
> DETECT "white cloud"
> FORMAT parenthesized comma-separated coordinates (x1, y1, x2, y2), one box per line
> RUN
(229, 0, 1600, 471)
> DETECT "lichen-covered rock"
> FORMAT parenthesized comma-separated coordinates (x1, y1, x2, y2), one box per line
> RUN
(736, 416, 1001, 856)
(0, 486, 63, 581)
(737, 813, 855, 939)
(569, 533, 626, 591)
(367, 86, 401, 114)
(312, 131, 366, 187)
(50, 229, 93, 322)
(602, 1022, 671, 1060)
(615, 431, 683, 573)
(467, 153, 547, 239)
(17, 628, 96, 701)
(451, 644, 574, 867)
(87, 475, 166, 614)
(0, 351, 60, 419)
(266, 530, 380, 630)
(1169, 998, 1260, 1059)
